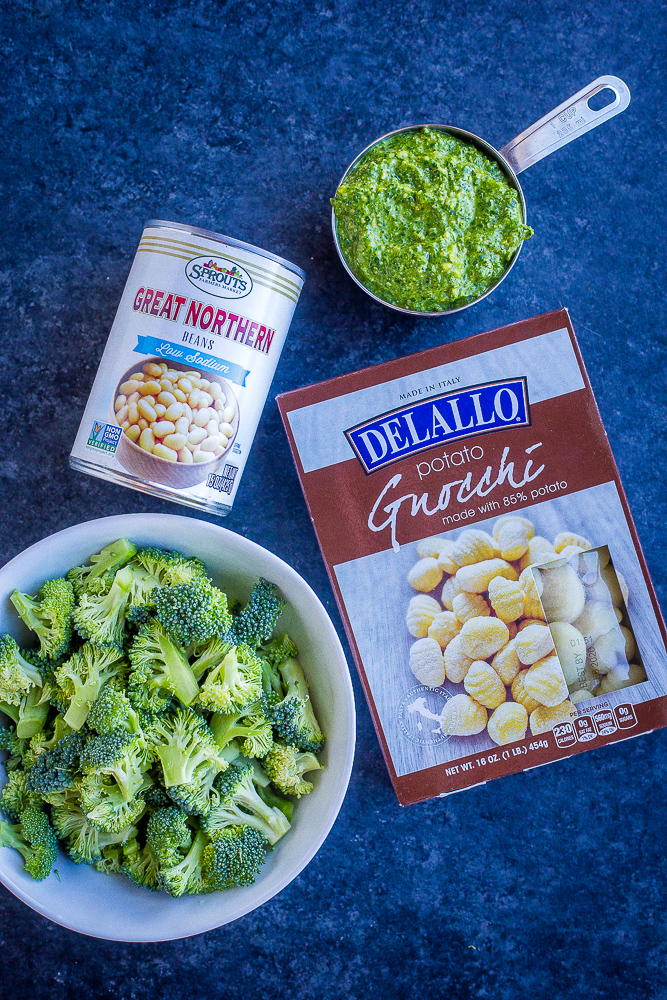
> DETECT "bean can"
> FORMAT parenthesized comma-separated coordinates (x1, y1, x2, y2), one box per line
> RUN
(69, 220, 305, 515)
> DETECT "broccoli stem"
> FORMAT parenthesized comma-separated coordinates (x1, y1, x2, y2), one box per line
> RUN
(63, 675, 101, 731)
(16, 687, 50, 740)
(152, 629, 199, 707)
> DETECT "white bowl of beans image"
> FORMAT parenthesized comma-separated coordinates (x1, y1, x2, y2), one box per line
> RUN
(111, 359, 239, 488)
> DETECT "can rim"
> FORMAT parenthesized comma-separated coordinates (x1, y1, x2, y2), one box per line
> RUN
(144, 219, 306, 282)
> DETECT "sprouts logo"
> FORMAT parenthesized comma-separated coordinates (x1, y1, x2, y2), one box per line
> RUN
(185, 256, 253, 300)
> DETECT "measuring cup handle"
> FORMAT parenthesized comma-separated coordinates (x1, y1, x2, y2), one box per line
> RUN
(499, 76, 631, 175)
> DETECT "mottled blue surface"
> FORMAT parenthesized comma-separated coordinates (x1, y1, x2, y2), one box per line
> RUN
(1, 1, 667, 997)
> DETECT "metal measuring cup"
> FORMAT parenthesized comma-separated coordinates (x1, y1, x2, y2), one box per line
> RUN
(331, 75, 631, 317)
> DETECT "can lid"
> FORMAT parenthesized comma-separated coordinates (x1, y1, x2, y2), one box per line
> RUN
(144, 219, 306, 282)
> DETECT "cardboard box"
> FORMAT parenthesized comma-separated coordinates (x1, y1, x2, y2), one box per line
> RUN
(277, 310, 667, 804)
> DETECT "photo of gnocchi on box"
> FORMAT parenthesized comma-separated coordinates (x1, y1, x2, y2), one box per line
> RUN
(277, 308, 667, 804)
(405, 520, 646, 753)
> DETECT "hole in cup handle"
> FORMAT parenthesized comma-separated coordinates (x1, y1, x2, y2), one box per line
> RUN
(588, 86, 618, 112)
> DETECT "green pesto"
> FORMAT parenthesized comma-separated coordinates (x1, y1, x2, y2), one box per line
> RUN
(332, 128, 533, 313)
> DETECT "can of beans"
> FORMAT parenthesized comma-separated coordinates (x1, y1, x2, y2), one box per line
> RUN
(69, 220, 305, 515)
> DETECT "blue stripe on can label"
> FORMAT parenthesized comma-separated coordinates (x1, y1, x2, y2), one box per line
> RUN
(133, 335, 250, 386)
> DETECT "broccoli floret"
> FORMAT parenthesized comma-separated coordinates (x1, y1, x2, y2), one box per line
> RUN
(203, 762, 291, 846)
(79, 772, 148, 832)
(10, 578, 75, 659)
(143, 784, 173, 809)
(67, 539, 138, 597)
(73, 565, 137, 648)
(166, 766, 221, 817)
(0, 634, 44, 706)
(153, 583, 232, 647)
(203, 825, 268, 889)
(262, 633, 298, 668)
(263, 741, 323, 797)
(135, 547, 208, 587)
(229, 579, 285, 647)
(190, 636, 234, 680)
(146, 806, 191, 866)
(26, 731, 84, 796)
(122, 842, 161, 890)
(55, 643, 126, 731)
(0, 726, 28, 771)
(271, 657, 325, 754)
(25, 714, 72, 768)
(87, 685, 142, 736)
(157, 828, 210, 897)
(80, 730, 148, 802)
(210, 703, 274, 758)
(145, 707, 224, 788)
(0, 807, 58, 880)
(51, 796, 138, 865)
(0, 771, 44, 822)
(128, 620, 199, 708)
(93, 835, 143, 876)
(198, 644, 263, 714)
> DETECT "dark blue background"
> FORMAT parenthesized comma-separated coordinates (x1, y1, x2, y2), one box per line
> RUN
(2, 1, 666, 997)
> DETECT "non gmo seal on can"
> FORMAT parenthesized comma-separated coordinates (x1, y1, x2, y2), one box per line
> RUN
(69, 220, 305, 515)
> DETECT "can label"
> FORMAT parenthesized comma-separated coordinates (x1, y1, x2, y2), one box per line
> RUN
(70, 223, 304, 513)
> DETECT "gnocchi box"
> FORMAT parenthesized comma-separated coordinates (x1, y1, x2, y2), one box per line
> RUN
(277, 309, 667, 805)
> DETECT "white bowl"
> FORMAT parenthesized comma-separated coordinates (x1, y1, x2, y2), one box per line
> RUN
(0, 513, 355, 941)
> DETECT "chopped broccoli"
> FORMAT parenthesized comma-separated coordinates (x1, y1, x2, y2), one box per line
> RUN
(145, 707, 224, 788)
(2, 682, 53, 740)
(80, 772, 148, 832)
(146, 806, 191, 866)
(198, 644, 263, 714)
(0, 542, 322, 894)
(262, 633, 298, 668)
(263, 741, 323, 797)
(270, 657, 325, 754)
(55, 642, 126, 731)
(135, 547, 208, 587)
(87, 685, 142, 736)
(166, 765, 221, 817)
(210, 703, 274, 758)
(26, 731, 84, 796)
(229, 578, 285, 647)
(256, 783, 295, 822)
(0, 726, 28, 771)
(128, 619, 199, 708)
(0, 807, 58, 880)
(80, 730, 148, 802)
(203, 762, 291, 846)
(203, 825, 268, 889)
(67, 539, 138, 597)
(153, 582, 232, 647)
(157, 828, 210, 897)
(190, 636, 234, 680)
(25, 715, 73, 768)
(124, 563, 161, 608)
(10, 578, 75, 659)
(51, 796, 138, 865)
(122, 841, 161, 890)
(0, 770, 44, 822)
(143, 784, 173, 809)
(72, 566, 137, 648)
(0, 634, 44, 706)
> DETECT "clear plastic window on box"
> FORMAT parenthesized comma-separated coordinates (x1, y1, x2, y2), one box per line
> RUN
(531, 545, 647, 703)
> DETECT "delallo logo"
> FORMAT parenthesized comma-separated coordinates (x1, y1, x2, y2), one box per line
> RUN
(345, 377, 530, 474)
(185, 256, 253, 300)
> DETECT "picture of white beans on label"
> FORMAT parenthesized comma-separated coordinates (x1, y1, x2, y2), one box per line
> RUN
(116, 362, 236, 463)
